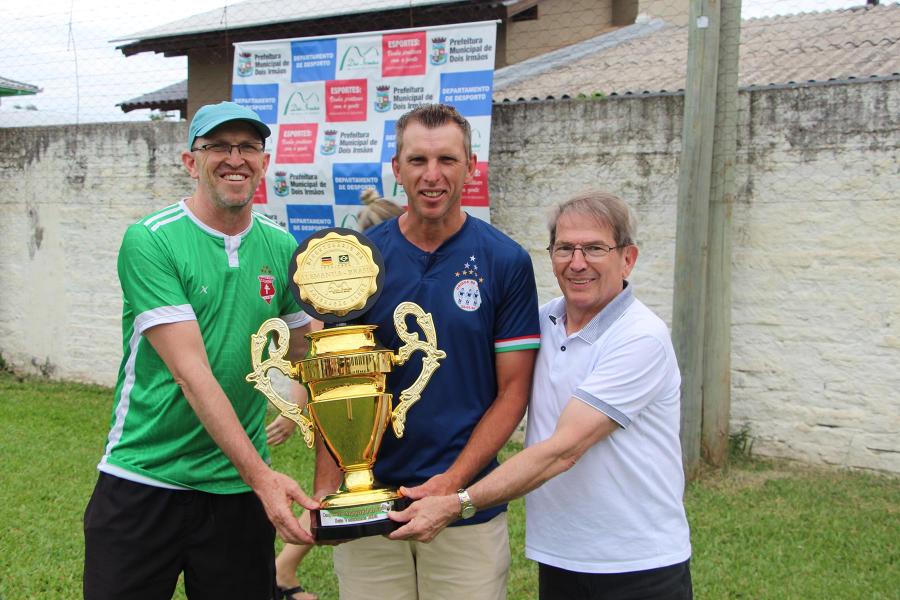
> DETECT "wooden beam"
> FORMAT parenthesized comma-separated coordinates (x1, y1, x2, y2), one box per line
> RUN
(673, 0, 722, 479)
(702, 0, 742, 467)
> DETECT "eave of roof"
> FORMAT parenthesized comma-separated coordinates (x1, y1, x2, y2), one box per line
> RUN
(0, 76, 42, 97)
(113, 1, 449, 43)
(118, 80, 188, 112)
(113, 0, 529, 57)
(116, 1, 509, 57)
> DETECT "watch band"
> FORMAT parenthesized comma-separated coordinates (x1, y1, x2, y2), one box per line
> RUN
(457, 488, 477, 519)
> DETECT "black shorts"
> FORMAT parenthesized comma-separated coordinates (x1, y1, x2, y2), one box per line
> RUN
(539, 559, 693, 600)
(83, 473, 276, 600)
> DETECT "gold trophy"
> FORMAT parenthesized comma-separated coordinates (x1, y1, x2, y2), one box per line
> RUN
(246, 228, 446, 540)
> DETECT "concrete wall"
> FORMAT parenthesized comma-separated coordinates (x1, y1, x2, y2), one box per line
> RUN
(0, 124, 192, 383)
(1, 79, 897, 473)
(490, 80, 899, 473)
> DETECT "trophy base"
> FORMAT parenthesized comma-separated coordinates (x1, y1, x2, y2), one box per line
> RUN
(311, 493, 411, 542)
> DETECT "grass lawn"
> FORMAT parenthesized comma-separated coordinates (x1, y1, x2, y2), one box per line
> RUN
(0, 372, 897, 599)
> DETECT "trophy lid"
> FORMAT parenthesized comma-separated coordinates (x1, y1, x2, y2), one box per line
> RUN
(288, 227, 385, 323)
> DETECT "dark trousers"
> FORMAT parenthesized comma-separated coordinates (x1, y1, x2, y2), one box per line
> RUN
(539, 559, 693, 600)
(84, 473, 276, 600)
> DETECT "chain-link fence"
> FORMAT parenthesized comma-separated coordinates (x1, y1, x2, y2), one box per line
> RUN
(2, 1, 891, 126)
(1, 0, 898, 475)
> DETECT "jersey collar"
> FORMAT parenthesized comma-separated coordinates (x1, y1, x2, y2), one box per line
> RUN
(548, 282, 635, 343)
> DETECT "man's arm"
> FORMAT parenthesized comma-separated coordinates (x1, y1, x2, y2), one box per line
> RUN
(313, 435, 344, 499)
(144, 319, 317, 545)
(402, 349, 536, 498)
(389, 396, 619, 542)
(266, 413, 297, 447)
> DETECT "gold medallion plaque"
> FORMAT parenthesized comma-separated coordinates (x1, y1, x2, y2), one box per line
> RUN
(293, 231, 380, 317)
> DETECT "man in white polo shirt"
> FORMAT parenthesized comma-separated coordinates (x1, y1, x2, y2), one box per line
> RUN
(389, 190, 692, 599)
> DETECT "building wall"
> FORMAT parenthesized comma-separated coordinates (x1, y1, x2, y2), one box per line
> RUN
(506, 0, 616, 64)
(613, 0, 639, 26)
(1, 80, 897, 473)
(187, 46, 234, 119)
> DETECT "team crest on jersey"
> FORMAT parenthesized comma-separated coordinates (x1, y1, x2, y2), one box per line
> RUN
(258, 266, 276, 304)
(453, 254, 485, 312)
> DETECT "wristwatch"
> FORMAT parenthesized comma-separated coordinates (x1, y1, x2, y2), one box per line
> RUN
(457, 488, 477, 519)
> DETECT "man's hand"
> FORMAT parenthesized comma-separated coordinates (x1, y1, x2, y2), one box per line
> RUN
(266, 415, 297, 446)
(250, 467, 319, 545)
(399, 472, 457, 500)
(388, 493, 459, 542)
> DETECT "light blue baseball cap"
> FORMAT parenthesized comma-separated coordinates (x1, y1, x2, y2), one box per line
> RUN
(188, 101, 271, 149)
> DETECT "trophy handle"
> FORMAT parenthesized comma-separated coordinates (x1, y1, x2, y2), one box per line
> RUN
(390, 301, 447, 438)
(245, 318, 315, 448)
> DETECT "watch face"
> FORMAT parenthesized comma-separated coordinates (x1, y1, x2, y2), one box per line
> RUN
(458, 490, 476, 519)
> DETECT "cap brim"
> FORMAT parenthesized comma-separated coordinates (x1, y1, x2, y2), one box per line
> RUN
(192, 118, 271, 148)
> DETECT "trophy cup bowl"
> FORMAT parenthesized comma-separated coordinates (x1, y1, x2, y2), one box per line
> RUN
(246, 228, 446, 540)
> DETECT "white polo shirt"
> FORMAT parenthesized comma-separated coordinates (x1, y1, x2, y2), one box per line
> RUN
(524, 284, 691, 574)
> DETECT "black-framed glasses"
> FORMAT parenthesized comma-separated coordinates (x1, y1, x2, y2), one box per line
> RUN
(547, 243, 628, 261)
(191, 142, 265, 157)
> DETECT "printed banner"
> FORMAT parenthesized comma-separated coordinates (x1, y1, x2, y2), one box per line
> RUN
(232, 21, 497, 242)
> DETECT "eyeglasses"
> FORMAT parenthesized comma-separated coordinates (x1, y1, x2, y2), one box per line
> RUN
(548, 243, 628, 261)
(191, 142, 265, 157)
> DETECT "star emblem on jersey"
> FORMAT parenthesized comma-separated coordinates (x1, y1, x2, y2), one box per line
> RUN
(258, 265, 276, 305)
(453, 253, 483, 312)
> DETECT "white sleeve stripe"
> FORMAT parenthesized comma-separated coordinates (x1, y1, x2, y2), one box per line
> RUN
(142, 204, 182, 227)
(573, 389, 632, 428)
(150, 211, 188, 232)
(282, 311, 312, 328)
(256, 218, 289, 232)
(134, 304, 196, 335)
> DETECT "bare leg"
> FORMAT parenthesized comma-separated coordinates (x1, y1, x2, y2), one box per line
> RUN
(275, 511, 318, 600)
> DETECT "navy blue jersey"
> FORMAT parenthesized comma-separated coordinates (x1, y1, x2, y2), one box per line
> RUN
(356, 216, 540, 525)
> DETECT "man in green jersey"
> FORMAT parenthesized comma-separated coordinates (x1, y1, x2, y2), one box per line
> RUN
(84, 102, 318, 600)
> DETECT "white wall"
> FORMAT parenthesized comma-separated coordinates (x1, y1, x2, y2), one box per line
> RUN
(1, 79, 897, 473)
(0, 124, 192, 383)
(489, 80, 899, 473)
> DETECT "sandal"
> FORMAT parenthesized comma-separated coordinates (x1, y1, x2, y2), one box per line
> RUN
(277, 584, 319, 600)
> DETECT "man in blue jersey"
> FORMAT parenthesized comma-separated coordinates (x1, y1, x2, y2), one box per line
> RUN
(388, 191, 693, 600)
(315, 104, 541, 600)
(83, 102, 318, 600)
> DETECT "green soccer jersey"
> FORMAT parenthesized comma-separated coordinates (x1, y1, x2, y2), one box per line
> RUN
(99, 200, 309, 494)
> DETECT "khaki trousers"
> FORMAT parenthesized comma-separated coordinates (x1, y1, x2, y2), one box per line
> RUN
(333, 512, 510, 600)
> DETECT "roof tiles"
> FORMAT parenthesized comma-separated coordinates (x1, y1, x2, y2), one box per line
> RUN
(494, 4, 900, 101)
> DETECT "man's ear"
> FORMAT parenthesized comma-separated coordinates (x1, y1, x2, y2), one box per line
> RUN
(181, 150, 200, 180)
(391, 155, 401, 184)
(465, 153, 477, 183)
(622, 244, 639, 279)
